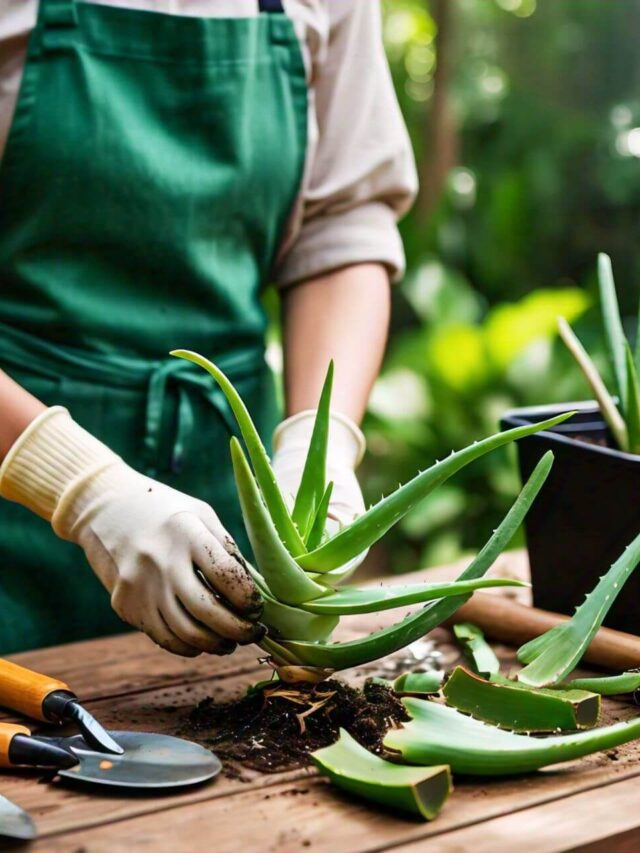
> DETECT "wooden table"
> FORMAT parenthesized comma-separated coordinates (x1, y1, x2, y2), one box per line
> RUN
(2, 551, 640, 852)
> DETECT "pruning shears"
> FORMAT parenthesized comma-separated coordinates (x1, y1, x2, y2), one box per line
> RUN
(0, 658, 122, 768)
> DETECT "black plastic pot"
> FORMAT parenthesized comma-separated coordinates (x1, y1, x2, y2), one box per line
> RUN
(501, 401, 640, 635)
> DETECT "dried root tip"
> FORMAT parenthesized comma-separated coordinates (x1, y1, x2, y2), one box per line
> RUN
(276, 664, 335, 684)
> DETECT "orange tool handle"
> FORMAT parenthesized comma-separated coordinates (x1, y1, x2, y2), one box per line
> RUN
(0, 722, 31, 769)
(0, 659, 72, 722)
(444, 593, 640, 671)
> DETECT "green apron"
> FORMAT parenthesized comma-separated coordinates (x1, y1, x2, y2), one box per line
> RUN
(0, 0, 307, 653)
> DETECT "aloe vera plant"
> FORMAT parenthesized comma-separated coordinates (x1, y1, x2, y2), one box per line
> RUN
(559, 253, 640, 453)
(443, 667, 600, 732)
(384, 698, 640, 775)
(517, 529, 640, 687)
(311, 729, 452, 820)
(172, 349, 569, 675)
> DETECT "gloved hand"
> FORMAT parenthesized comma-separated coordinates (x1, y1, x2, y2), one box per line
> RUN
(0, 407, 264, 657)
(272, 410, 367, 563)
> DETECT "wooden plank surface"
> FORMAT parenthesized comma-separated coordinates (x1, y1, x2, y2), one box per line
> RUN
(1, 550, 639, 852)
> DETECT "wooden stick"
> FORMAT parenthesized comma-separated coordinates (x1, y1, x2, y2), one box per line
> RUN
(444, 594, 640, 671)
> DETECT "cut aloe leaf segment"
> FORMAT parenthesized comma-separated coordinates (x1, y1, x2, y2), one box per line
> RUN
(453, 623, 500, 676)
(517, 529, 640, 686)
(311, 729, 452, 821)
(393, 671, 443, 696)
(443, 667, 600, 732)
(384, 697, 640, 776)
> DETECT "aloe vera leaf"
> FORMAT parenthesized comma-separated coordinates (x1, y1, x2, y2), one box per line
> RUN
(624, 343, 640, 454)
(453, 623, 500, 676)
(517, 529, 640, 686)
(311, 729, 452, 820)
(635, 298, 640, 373)
(393, 671, 443, 696)
(563, 671, 640, 696)
(557, 318, 629, 451)
(297, 415, 571, 573)
(171, 350, 306, 556)
(305, 482, 333, 551)
(299, 578, 527, 616)
(598, 252, 628, 413)
(261, 596, 338, 643)
(292, 362, 333, 534)
(230, 437, 328, 605)
(443, 667, 600, 732)
(276, 453, 553, 669)
(384, 697, 640, 776)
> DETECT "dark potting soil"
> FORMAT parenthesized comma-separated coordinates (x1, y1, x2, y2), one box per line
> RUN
(574, 433, 610, 449)
(186, 679, 409, 773)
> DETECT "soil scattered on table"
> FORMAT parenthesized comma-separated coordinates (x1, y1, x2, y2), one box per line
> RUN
(186, 679, 408, 773)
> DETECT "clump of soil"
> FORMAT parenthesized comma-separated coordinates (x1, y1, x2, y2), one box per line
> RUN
(186, 679, 408, 773)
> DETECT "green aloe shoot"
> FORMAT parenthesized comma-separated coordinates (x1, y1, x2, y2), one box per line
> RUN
(311, 729, 452, 821)
(443, 667, 600, 732)
(558, 253, 640, 454)
(305, 481, 333, 551)
(452, 623, 500, 676)
(230, 437, 327, 605)
(173, 351, 564, 677)
(300, 578, 527, 616)
(292, 362, 333, 536)
(384, 698, 640, 776)
(624, 342, 640, 454)
(171, 350, 307, 556)
(517, 529, 640, 686)
(598, 252, 628, 413)
(563, 671, 640, 696)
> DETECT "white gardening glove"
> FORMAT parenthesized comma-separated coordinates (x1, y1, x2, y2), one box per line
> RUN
(0, 407, 264, 657)
(272, 410, 367, 568)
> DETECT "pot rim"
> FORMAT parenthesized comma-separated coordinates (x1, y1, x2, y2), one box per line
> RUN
(501, 399, 640, 463)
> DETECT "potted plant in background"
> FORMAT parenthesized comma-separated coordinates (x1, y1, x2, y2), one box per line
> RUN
(502, 253, 640, 633)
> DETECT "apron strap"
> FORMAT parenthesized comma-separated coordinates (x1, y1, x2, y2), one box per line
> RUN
(38, 0, 77, 28)
(259, 0, 285, 12)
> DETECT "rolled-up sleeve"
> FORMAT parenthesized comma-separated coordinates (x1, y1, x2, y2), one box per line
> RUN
(275, 0, 418, 287)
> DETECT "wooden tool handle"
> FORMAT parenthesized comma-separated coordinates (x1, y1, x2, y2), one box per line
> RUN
(444, 594, 640, 671)
(0, 723, 31, 769)
(0, 659, 71, 722)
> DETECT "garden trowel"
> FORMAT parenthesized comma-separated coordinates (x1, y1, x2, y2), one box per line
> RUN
(0, 794, 36, 842)
(0, 725, 220, 790)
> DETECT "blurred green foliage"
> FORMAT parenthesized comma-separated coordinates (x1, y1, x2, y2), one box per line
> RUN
(360, 0, 640, 572)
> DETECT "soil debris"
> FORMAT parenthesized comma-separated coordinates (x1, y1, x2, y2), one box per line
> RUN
(186, 679, 408, 773)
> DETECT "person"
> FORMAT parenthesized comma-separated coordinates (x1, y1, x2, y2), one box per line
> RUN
(0, 0, 416, 656)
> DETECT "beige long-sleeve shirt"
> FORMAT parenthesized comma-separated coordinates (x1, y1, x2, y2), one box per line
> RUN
(0, 0, 417, 286)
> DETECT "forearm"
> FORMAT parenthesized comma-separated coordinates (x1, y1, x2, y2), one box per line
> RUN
(280, 263, 391, 423)
(0, 369, 46, 459)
